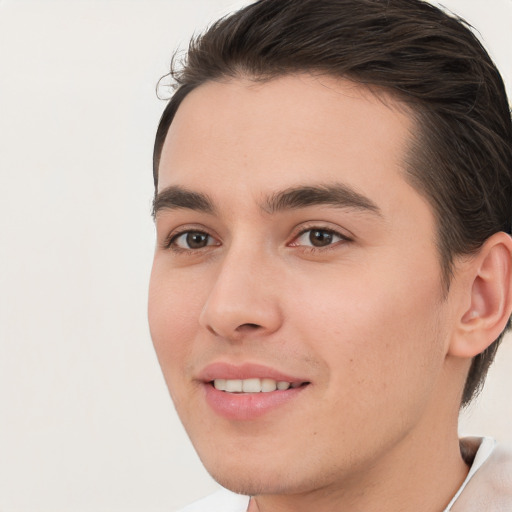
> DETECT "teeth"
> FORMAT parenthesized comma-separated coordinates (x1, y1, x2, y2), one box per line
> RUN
(242, 378, 261, 393)
(213, 379, 227, 391)
(213, 378, 299, 393)
(225, 379, 243, 392)
(261, 378, 277, 392)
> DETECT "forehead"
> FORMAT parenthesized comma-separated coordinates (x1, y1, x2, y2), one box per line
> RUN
(158, 74, 417, 215)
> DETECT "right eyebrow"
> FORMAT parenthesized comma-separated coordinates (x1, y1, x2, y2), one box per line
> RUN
(262, 183, 382, 217)
(152, 186, 215, 218)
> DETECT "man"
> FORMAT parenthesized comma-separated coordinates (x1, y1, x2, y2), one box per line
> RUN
(148, 0, 512, 510)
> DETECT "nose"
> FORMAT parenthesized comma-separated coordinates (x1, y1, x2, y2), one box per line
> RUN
(198, 248, 283, 341)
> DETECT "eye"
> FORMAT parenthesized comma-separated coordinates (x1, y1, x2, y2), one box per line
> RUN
(169, 230, 219, 250)
(290, 228, 348, 248)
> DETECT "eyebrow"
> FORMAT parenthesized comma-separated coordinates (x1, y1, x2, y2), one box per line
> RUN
(152, 183, 382, 218)
(152, 186, 215, 217)
(263, 184, 382, 216)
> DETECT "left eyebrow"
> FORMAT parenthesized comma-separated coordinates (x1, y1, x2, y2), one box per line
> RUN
(262, 184, 382, 217)
(152, 186, 215, 218)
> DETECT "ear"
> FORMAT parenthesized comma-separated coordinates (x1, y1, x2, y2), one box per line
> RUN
(448, 232, 512, 358)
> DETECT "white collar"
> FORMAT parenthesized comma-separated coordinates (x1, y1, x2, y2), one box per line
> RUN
(443, 437, 496, 511)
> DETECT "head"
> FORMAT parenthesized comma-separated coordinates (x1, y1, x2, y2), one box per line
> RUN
(152, 0, 512, 407)
(148, 0, 512, 501)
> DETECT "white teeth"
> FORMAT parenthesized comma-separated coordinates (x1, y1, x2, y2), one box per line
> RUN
(261, 378, 277, 392)
(213, 378, 299, 393)
(213, 379, 226, 391)
(242, 378, 261, 393)
(225, 379, 243, 392)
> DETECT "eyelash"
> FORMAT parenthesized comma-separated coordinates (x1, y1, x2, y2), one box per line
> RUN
(164, 229, 218, 253)
(163, 226, 352, 254)
(290, 227, 352, 252)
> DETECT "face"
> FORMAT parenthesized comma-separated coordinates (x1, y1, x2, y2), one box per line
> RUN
(149, 75, 460, 496)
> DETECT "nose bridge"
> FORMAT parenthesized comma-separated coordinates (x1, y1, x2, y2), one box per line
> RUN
(199, 237, 282, 339)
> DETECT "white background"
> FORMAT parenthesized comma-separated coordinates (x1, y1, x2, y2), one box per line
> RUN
(0, 1, 511, 510)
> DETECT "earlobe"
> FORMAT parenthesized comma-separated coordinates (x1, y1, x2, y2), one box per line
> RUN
(449, 232, 512, 358)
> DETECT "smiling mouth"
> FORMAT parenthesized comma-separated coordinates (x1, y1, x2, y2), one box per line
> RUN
(211, 378, 310, 393)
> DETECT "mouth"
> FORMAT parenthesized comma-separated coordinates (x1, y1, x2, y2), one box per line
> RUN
(198, 362, 311, 420)
(210, 378, 308, 393)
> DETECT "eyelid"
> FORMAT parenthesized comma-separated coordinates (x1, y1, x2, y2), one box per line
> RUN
(173, 231, 217, 250)
(160, 224, 220, 251)
(288, 222, 353, 247)
(159, 222, 352, 252)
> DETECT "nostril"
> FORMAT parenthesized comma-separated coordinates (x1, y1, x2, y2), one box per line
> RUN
(237, 323, 262, 331)
(204, 322, 261, 339)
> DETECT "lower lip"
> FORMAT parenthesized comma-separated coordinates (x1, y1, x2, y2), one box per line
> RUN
(203, 383, 308, 420)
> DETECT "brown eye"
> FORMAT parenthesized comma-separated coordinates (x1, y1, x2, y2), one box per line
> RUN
(309, 230, 334, 247)
(186, 232, 209, 249)
(171, 231, 218, 250)
(291, 228, 348, 249)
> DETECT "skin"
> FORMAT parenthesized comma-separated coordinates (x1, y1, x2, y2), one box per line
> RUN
(149, 75, 475, 511)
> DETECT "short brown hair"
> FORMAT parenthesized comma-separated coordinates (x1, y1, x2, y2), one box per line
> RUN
(153, 0, 512, 406)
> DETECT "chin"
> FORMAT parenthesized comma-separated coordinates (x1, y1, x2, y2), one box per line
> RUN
(200, 452, 331, 498)
(210, 473, 273, 497)
(207, 468, 297, 497)
(198, 451, 276, 494)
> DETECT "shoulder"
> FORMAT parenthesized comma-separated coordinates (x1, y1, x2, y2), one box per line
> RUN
(175, 488, 250, 512)
(452, 439, 512, 511)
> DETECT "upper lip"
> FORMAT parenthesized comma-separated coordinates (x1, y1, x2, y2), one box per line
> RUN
(198, 362, 308, 384)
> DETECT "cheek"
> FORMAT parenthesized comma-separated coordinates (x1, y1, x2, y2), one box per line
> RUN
(148, 260, 205, 378)
(292, 258, 446, 402)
